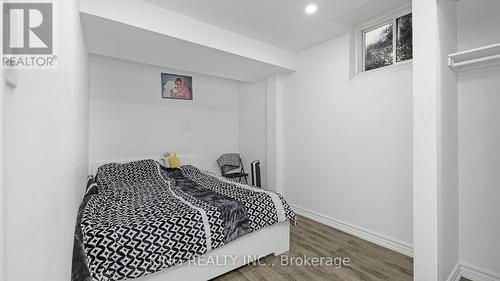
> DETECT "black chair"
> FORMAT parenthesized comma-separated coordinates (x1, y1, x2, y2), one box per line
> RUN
(216, 153, 249, 184)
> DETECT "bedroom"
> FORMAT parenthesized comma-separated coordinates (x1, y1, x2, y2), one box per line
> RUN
(1, 0, 500, 281)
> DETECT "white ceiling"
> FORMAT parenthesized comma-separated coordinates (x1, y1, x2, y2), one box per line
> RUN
(81, 13, 295, 82)
(142, 0, 410, 52)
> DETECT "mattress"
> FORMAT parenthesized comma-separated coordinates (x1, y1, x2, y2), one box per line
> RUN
(71, 159, 296, 281)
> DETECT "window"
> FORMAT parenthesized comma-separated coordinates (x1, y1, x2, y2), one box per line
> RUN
(364, 23, 394, 71)
(396, 13, 412, 62)
(359, 12, 412, 72)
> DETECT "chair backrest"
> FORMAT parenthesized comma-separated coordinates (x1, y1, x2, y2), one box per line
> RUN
(217, 153, 242, 175)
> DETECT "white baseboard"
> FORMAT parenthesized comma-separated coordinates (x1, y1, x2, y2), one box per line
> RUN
(290, 205, 500, 281)
(447, 263, 462, 281)
(460, 263, 500, 281)
(290, 204, 413, 257)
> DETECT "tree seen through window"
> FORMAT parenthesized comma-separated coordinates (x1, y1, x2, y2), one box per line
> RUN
(363, 13, 412, 72)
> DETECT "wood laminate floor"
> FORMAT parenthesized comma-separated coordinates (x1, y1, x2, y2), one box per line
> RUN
(214, 216, 469, 281)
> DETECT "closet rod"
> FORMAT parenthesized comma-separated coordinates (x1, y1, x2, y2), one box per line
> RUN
(452, 53, 500, 68)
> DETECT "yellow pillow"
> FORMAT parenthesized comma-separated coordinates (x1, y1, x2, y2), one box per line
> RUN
(168, 153, 181, 168)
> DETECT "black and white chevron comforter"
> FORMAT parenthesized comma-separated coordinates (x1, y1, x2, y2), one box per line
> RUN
(72, 160, 296, 281)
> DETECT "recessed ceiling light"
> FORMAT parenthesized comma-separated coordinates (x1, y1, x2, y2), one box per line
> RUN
(305, 4, 318, 15)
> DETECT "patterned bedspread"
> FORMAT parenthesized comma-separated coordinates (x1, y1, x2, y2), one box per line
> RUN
(72, 160, 296, 281)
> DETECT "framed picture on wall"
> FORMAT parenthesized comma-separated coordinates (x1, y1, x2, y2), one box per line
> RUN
(161, 73, 193, 100)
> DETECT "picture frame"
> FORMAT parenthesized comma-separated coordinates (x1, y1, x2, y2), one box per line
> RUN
(161, 73, 193, 100)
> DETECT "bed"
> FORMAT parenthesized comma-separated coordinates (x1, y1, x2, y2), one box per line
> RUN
(72, 159, 296, 281)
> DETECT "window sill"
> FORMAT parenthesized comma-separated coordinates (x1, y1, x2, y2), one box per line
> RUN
(352, 59, 413, 80)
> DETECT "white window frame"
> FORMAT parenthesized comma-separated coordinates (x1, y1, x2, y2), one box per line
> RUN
(355, 5, 412, 75)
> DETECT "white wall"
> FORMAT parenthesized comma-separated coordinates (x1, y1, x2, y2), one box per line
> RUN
(412, 0, 440, 278)
(239, 80, 268, 187)
(3, 1, 89, 280)
(279, 33, 414, 248)
(457, 0, 500, 51)
(267, 76, 280, 192)
(89, 55, 240, 173)
(458, 0, 500, 277)
(412, 2, 461, 280)
(437, 1, 459, 280)
(1, 66, 6, 281)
